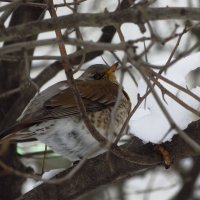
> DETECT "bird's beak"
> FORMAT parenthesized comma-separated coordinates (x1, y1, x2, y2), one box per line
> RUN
(107, 62, 118, 75)
(105, 62, 118, 83)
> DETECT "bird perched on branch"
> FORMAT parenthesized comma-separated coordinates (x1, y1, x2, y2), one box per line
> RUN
(0, 63, 131, 161)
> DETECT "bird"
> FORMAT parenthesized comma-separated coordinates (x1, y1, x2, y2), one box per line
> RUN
(0, 63, 131, 161)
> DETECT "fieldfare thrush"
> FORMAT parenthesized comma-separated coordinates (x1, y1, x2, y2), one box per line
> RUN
(0, 64, 131, 161)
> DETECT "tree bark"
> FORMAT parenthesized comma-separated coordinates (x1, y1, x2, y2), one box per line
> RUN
(17, 119, 200, 200)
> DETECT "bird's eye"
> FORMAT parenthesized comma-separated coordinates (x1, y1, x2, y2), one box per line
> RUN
(93, 73, 103, 80)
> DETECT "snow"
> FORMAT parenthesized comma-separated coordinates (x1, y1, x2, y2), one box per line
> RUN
(129, 52, 200, 143)
(124, 168, 181, 200)
(40, 168, 65, 180)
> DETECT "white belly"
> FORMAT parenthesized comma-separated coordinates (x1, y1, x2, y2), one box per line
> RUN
(29, 118, 106, 161)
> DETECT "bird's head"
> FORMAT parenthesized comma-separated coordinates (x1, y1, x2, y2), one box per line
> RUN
(79, 63, 118, 84)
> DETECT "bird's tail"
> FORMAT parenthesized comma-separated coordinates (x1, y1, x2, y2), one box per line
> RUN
(0, 123, 35, 144)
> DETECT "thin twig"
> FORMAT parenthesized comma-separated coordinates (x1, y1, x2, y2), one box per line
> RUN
(160, 26, 188, 73)
(41, 145, 48, 175)
(46, 0, 107, 148)
(150, 69, 200, 102)
(149, 76, 200, 117)
(0, 37, 129, 54)
(141, 41, 200, 70)
(0, 87, 20, 99)
(69, 0, 86, 74)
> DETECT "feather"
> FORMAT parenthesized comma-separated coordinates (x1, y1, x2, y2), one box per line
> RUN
(21, 80, 119, 123)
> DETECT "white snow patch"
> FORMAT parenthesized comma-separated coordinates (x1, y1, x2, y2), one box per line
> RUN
(130, 52, 200, 143)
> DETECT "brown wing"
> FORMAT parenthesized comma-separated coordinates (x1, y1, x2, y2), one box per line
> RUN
(0, 80, 119, 141)
(23, 80, 119, 122)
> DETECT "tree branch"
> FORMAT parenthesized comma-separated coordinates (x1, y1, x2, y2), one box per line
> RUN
(17, 119, 200, 200)
(0, 7, 200, 42)
(174, 157, 200, 200)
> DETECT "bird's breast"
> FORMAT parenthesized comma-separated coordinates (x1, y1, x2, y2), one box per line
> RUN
(27, 96, 130, 161)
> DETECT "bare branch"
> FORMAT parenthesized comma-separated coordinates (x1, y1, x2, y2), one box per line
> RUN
(1, 7, 200, 42)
